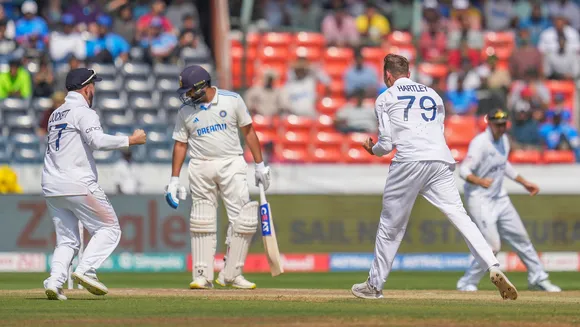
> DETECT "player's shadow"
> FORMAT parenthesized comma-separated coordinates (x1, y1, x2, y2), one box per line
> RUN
(26, 297, 104, 301)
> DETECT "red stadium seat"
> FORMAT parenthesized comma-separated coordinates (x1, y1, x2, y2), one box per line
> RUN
(313, 114, 336, 132)
(344, 147, 375, 164)
(444, 115, 478, 147)
(256, 62, 288, 84)
(255, 130, 278, 145)
(450, 146, 468, 162)
(231, 46, 256, 89)
(280, 115, 314, 132)
(388, 31, 413, 46)
(482, 46, 512, 61)
(316, 97, 347, 116)
(318, 80, 345, 98)
(418, 63, 449, 79)
(323, 61, 350, 81)
(274, 144, 311, 163)
(295, 32, 326, 48)
(484, 31, 515, 49)
(280, 130, 311, 145)
(388, 45, 416, 63)
(294, 46, 323, 62)
(246, 33, 260, 48)
(361, 47, 384, 62)
(313, 131, 345, 146)
(347, 132, 376, 147)
(544, 80, 576, 110)
(259, 46, 289, 61)
(310, 145, 343, 163)
(252, 115, 279, 131)
(477, 115, 488, 132)
(508, 149, 541, 164)
(543, 150, 576, 164)
(324, 47, 354, 64)
(262, 32, 293, 48)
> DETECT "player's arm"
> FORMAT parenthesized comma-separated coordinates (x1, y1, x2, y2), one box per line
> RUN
(240, 124, 263, 164)
(363, 96, 393, 156)
(459, 139, 493, 188)
(78, 110, 146, 150)
(505, 161, 539, 196)
(165, 111, 188, 209)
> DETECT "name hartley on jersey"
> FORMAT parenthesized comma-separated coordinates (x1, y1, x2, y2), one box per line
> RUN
(196, 123, 227, 136)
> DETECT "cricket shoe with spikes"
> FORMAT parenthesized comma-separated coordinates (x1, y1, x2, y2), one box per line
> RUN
(529, 280, 561, 292)
(489, 267, 518, 300)
(43, 279, 67, 301)
(215, 271, 256, 289)
(72, 271, 108, 296)
(189, 276, 214, 289)
(351, 278, 383, 299)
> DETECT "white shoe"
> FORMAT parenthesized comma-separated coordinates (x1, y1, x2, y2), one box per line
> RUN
(72, 272, 108, 296)
(489, 267, 518, 300)
(189, 276, 213, 289)
(529, 280, 561, 292)
(457, 284, 478, 292)
(215, 271, 256, 289)
(43, 280, 67, 301)
(351, 278, 383, 299)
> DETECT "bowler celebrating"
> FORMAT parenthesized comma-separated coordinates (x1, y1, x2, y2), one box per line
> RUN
(42, 68, 147, 300)
(166, 65, 271, 289)
(456, 109, 561, 292)
(351, 54, 517, 300)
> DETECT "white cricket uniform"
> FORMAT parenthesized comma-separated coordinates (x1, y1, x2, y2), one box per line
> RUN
(42, 92, 127, 287)
(457, 129, 549, 288)
(172, 87, 253, 220)
(368, 78, 499, 290)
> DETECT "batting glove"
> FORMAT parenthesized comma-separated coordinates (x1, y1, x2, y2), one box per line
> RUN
(255, 162, 271, 191)
(165, 177, 187, 209)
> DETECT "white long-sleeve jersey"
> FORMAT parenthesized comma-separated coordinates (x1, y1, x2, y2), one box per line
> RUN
(459, 129, 519, 199)
(372, 77, 455, 164)
(42, 92, 129, 197)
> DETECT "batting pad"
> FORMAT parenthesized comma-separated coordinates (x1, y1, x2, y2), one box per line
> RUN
(223, 201, 258, 282)
(190, 200, 217, 281)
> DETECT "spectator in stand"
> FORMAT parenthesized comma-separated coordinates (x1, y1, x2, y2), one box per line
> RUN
(322, 0, 359, 47)
(0, 59, 32, 99)
(423, 0, 450, 32)
(15, 1, 48, 51)
(510, 28, 543, 80)
(344, 49, 378, 98)
(450, 0, 482, 31)
(86, 15, 130, 64)
(447, 58, 481, 91)
(33, 59, 54, 98)
(166, 0, 198, 31)
(114, 149, 140, 194)
(265, 0, 292, 29)
(548, 0, 580, 30)
(182, 14, 198, 32)
(0, 166, 23, 194)
(0, 19, 24, 64)
(136, 0, 176, 38)
(140, 17, 177, 64)
(244, 70, 286, 116)
(172, 29, 200, 62)
(356, 3, 390, 46)
(37, 91, 66, 137)
(55, 55, 83, 91)
(419, 9, 448, 63)
(538, 15, 580, 54)
(547, 93, 573, 118)
(518, 4, 551, 46)
(448, 14, 484, 69)
(290, 0, 323, 31)
(133, 0, 152, 20)
(49, 14, 86, 69)
(334, 89, 377, 134)
(484, 0, 516, 31)
(510, 107, 541, 150)
(445, 73, 478, 116)
(65, 0, 102, 27)
(543, 37, 580, 80)
(391, 0, 413, 31)
(0, 6, 15, 39)
(539, 109, 580, 161)
(509, 68, 550, 110)
(283, 57, 330, 117)
(113, 4, 136, 45)
(478, 54, 511, 95)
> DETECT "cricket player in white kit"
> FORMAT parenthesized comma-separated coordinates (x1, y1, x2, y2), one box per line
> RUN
(457, 109, 561, 292)
(166, 65, 271, 289)
(42, 68, 147, 300)
(351, 54, 517, 300)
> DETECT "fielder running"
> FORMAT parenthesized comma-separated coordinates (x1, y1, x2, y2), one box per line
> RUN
(351, 54, 517, 300)
(456, 109, 561, 292)
(42, 68, 147, 300)
(166, 65, 271, 289)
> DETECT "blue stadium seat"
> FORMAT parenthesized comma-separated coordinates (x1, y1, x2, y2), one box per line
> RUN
(11, 131, 39, 149)
(131, 145, 147, 163)
(9, 127, 36, 137)
(161, 92, 182, 110)
(153, 63, 181, 78)
(6, 115, 35, 128)
(147, 130, 171, 145)
(121, 62, 150, 78)
(125, 77, 155, 94)
(93, 150, 121, 163)
(147, 143, 173, 163)
(180, 46, 211, 63)
(13, 148, 43, 164)
(0, 97, 30, 113)
(96, 79, 123, 93)
(129, 47, 145, 62)
(96, 94, 128, 111)
(90, 63, 117, 79)
(31, 97, 53, 112)
(156, 77, 179, 93)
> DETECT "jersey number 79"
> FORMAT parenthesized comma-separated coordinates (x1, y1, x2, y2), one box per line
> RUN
(397, 95, 437, 122)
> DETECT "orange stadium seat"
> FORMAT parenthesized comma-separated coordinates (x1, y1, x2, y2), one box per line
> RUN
(313, 131, 345, 146)
(275, 144, 311, 163)
(246, 33, 260, 48)
(347, 132, 376, 147)
(444, 115, 478, 147)
(311, 145, 343, 163)
(544, 80, 576, 109)
(259, 46, 289, 61)
(256, 62, 288, 84)
(261, 32, 293, 48)
(508, 149, 541, 164)
(484, 31, 515, 48)
(477, 115, 488, 131)
(252, 115, 279, 131)
(255, 130, 278, 145)
(316, 97, 347, 116)
(294, 46, 323, 62)
(450, 146, 468, 162)
(361, 47, 384, 73)
(344, 147, 375, 164)
(313, 114, 336, 132)
(318, 80, 345, 97)
(418, 63, 449, 79)
(280, 130, 311, 146)
(280, 115, 314, 132)
(482, 46, 512, 61)
(324, 47, 354, 63)
(388, 31, 413, 46)
(231, 46, 256, 89)
(323, 61, 350, 81)
(543, 150, 576, 164)
(295, 32, 325, 48)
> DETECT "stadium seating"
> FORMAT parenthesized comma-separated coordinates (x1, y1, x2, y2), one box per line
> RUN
(509, 150, 542, 164)
(444, 115, 478, 147)
(543, 150, 576, 164)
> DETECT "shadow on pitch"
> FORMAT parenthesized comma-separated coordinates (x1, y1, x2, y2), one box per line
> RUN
(26, 297, 105, 301)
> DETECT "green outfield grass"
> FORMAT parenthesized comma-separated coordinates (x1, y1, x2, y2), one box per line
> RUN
(1, 272, 579, 327)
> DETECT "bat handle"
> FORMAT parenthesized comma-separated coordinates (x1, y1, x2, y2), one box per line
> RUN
(258, 182, 266, 204)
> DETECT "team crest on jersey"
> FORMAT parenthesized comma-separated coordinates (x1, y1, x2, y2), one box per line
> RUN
(220, 110, 227, 118)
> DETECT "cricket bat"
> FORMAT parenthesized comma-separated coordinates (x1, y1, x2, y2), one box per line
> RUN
(259, 182, 283, 276)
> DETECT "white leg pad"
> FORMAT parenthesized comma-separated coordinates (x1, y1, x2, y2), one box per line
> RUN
(190, 200, 217, 281)
(223, 201, 258, 282)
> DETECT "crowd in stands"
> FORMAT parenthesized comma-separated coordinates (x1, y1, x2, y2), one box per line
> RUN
(236, 0, 580, 163)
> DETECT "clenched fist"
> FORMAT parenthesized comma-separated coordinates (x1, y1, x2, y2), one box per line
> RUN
(129, 129, 147, 145)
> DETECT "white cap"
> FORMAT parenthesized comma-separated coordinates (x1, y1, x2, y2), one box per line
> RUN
(424, 0, 438, 9)
(452, 0, 469, 10)
(22, 1, 38, 15)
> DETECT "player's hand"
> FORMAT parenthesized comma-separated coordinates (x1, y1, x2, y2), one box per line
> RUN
(129, 129, 147, 145)
(479, 178, 493, 188)
(362, 137, 375, 155)
(523, 181, 539, 196)
(255, 164, 271, 191)
(164, 177, 187, 209)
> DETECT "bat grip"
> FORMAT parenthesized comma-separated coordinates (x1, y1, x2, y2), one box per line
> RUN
(258, 182, 266, 204)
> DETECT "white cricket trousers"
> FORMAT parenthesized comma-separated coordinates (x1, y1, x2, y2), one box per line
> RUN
(458, 195, 548, 287)
(368, 161, 499, 290)
(45, 186, 121, 287)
